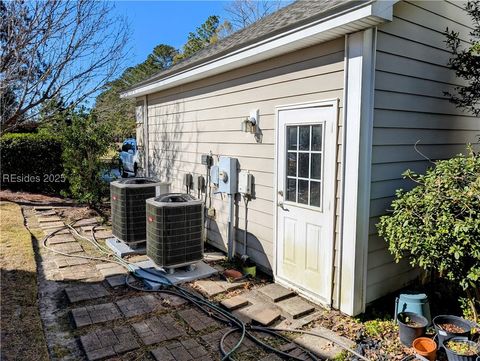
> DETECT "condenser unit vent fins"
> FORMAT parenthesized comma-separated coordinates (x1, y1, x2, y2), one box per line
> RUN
(111, 178, 169, 244)
(146, 193, 204, 268)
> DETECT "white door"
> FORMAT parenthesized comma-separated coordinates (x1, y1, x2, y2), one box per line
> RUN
(276, 102, 337, 305)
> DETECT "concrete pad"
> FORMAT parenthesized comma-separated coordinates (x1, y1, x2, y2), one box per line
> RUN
(132, 260, 218, 288)
(93, 230, 113, 239)
(293, 326, 355, 360)
(38, 216, 62, 223)
(35, 210, 56, 216)
(40, 221, 65, 230)
(74, 217, 99, 227)
(277, 296, 315, 319)
(276, 310, 323, 329)
(258, 283, 295, 303)
(95, 263, 127, 278)
(50, 242, 83, 254)
(195, 279, 245, 297)
(240, 304, 281, 326)
(221, 295, 249, 311)
(106, 238, 145, 257)
(54, 256, 89, 268)
(47, 234, 76, 245)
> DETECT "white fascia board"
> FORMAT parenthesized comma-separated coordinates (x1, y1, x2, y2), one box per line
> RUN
(121, 2, 394, 99)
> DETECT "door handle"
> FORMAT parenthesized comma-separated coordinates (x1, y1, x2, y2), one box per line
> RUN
(278, 201, 289, 211)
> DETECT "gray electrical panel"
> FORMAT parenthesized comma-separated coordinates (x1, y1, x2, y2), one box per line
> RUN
(218, 157, 238, 194)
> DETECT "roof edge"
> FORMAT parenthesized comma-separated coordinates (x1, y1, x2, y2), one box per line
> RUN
(121, 1, 396, 99)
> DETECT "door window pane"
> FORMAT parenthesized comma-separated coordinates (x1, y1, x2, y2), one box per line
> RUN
(311, 153, 321, 180)
(287, 126, 297, 150)
(286, 178, 296, 202)
(298, 180, 309, 204)
(310, 181, 321, 207)
(298, 153, 309, 178)
(287, 152, 297, 176)
(312, 125, 322, 151)
(284, 123, 324, 208)
(299, 126, 310, 151)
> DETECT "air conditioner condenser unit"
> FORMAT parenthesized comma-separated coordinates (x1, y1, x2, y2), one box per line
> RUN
(146, 193, 204, 268)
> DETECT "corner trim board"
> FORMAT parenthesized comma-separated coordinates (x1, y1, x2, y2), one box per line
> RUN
(339, 28, 376, 316)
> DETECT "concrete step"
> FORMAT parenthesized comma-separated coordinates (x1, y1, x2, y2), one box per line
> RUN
(258, 283, 295, 303)
(220, 295, 249, 311)
(277, 296, 315, 319)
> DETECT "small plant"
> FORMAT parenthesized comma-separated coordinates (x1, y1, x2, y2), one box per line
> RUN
(445, 340, 478, 356)
(377, 148, 480, 321)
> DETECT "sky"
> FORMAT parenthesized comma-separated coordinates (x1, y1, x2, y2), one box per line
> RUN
(113, 1, 230, 68)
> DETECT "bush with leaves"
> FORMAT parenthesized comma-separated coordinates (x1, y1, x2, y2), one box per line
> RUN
(377, 149, 480, 320)
(0, 133, 66, 193)
(59, 111, 113, 206)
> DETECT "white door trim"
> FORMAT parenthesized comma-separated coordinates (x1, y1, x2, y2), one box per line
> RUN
(273, 99, 339, 307)
(339, 28, 376, 316)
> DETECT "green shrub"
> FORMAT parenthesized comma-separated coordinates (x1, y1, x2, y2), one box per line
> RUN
(59, 112, 113, 205)
(377, 148, 480, 320)
(0, 133, 67, 193)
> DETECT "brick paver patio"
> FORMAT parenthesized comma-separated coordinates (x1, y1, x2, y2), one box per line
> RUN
(116, 294, 165, 317)
(151, 339, 212, 361)
(132, 314, 186, 345)
(79, 326, 139, 361)
(71, 303, 122, 328)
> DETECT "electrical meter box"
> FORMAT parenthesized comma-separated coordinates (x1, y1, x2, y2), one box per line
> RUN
(218, 157, 238, 194)
(238, 170, 253, 196)
(210, 165, 219, 187)
(194, 175, 206, 192)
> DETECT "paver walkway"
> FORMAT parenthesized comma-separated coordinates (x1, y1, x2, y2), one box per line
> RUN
(25, 203, 352, 361)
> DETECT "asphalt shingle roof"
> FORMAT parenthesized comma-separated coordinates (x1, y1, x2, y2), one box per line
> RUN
(129, 0, 365, 90)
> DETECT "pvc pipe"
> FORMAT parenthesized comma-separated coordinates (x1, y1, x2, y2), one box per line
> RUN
(227, 193, 235, 259)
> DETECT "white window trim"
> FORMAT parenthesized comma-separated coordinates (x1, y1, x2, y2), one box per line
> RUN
(121, 2, 395, 98)
(339, 28, 376, 316)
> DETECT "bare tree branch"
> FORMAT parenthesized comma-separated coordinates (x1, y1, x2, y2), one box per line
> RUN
(224, 0, 288, 30)
(0, 0, 129, 133)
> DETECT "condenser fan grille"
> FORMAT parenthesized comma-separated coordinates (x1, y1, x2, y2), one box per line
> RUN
(110, 179, 169, 244)
(146, 195, 204, 268)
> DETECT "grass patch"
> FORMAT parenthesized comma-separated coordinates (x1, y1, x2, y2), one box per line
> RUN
(0, 201, 49, 361)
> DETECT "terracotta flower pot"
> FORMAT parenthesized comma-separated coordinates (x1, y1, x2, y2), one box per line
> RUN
(413, 337, 437, 361)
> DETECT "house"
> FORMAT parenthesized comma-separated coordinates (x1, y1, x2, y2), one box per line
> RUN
(121, 0, 479, 316)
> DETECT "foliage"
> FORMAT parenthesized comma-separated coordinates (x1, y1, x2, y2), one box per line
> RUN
(225, 0, 288, 29)
(59, 111, 113, 205)
(95, 15, 227, 140)
(377, 149, 480, 319)
(94, 44, 177, 140)
(0, 0, 128, 133)
(0, 133, 66, 193)
(444, 1, 480, 116)
(174, 15, 223, 62)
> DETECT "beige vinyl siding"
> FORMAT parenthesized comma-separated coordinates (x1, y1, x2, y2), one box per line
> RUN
(143, 38, 345, 279)
(367, 0, 480, 303)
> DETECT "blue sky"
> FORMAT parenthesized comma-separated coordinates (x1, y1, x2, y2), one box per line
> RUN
(113, 1, 230, 67)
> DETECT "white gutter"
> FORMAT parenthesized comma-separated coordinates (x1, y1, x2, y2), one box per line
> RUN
(121, 1, 395, 98)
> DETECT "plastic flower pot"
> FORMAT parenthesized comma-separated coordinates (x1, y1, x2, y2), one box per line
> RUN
(444, 337, 479, 361)
(397, 312, 428, 347)
(433, 315, 471, 346)
(413, 337, 437, 361)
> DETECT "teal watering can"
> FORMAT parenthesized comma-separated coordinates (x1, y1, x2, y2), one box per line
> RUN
(395, 293, 431, 325)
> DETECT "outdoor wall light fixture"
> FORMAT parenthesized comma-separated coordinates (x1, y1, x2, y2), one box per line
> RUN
(242, 109, 259, 134)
